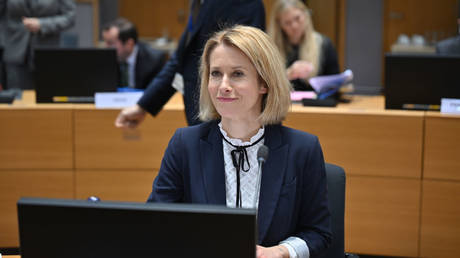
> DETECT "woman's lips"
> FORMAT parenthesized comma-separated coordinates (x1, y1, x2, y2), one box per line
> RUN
(217, 97, 237, 102)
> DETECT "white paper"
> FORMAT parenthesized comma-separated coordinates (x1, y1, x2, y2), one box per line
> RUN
(441, 98, 460, 114)
(308, 69, 353, 94)
(95, 92, 143, 109)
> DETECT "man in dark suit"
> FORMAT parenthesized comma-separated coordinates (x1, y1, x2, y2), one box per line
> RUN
(115, 0, 266, 126)
(102, 18, 166, 89)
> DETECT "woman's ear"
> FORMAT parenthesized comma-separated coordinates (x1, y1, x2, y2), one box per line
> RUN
(259, 83, 268, 94)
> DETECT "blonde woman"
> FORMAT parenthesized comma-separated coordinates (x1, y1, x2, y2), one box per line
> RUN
(269, 0, 339, 91)
(148, 25, 331, 258)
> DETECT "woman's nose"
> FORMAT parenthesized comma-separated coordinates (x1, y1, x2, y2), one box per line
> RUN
(219, 75, 232, 93)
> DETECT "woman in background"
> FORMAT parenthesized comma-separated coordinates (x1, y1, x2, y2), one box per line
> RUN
(268, 0, 339, 91)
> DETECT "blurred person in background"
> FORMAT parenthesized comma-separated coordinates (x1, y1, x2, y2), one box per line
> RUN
(0, 0, 75, 90)
(268, 0, 339, 91)
(102, 18, 166, 89)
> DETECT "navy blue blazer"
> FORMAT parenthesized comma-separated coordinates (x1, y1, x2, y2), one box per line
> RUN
(148, 121, 332, 257)
(137, 0, 265, 125)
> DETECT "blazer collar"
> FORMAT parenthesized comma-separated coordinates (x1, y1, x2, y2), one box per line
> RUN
(200, 122, 288, 243)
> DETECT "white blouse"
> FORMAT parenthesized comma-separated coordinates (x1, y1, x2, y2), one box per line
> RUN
(218, 122, 265, 209)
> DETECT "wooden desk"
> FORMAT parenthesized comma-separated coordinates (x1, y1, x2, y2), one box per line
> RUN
(1, 92, 460, 257)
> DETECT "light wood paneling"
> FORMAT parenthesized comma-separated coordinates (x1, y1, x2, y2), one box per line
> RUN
(0, 109, 73, 169)
(421, 180, 460, 258)
(119, 0, 188, 40)
(74, 108, 186, 169)
(0, 170, 73, 247)
(345, 176, 421, 257)
(76, 170, 158, 202)
(424, 113, 460, 181)
(285, 111, 424, 178)
(309, 0, 337, 45)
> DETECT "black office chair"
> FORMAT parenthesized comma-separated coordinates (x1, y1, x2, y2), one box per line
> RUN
(318, 163, 359, 258)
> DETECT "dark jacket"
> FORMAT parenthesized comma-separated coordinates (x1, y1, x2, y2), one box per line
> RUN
(148, 121, 332, 257)
(133, 42, 166, 89)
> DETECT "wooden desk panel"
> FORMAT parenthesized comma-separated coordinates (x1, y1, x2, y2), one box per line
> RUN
(0, 170, 73, 247)
(0, 109, 73, 169)
(74, 109, 186, 169)
(420, 180, 460, 258)
(424, 113, 460, 180)
(75, 170, 158, 202)
(345, 175, 421, 257)
(285, 111, 423, 178)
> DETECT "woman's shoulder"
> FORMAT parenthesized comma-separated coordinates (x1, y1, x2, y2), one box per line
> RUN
(175, 120, 218, 139)
(269, 124, 319, 144)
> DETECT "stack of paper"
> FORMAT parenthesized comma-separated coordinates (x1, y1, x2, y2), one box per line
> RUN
(308, 69, 353, 98)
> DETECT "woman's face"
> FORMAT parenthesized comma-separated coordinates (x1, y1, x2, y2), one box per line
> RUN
(279, 6, 307, 45)
(207, 44, 267, 122)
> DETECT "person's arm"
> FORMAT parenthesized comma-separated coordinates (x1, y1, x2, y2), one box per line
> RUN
(137, 50, 179, 116)
(147, 128, 184, 203)
(115, 18, 189, 129)
(35, 0, 76, 35)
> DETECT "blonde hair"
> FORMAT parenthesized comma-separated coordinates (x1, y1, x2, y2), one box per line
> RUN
(198, 25, 291, 125)
(268, 0, 322, 77)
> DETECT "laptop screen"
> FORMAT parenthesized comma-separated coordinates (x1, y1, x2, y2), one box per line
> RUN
(34, 48, 118, 103)
(385, 54, 460, 110)
(17, 197, 257, 258)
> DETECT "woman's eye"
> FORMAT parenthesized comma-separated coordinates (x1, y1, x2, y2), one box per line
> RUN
(210, 71, 221, 77)
(233, 71, 244, 77)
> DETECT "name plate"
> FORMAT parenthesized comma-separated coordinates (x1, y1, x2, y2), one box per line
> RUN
(441, 98, 460, 114)
(95, 92, 143, 109)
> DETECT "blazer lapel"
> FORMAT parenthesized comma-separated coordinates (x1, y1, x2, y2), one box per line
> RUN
(200, 123, 226, 205)
(257, 125, 289, 243)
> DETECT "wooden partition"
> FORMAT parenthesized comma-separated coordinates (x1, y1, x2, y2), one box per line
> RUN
(420, 113, 460, 258)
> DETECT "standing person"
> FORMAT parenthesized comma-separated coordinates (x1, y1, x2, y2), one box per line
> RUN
(102, 18, 166, 89)
(268, 0, 339, 91)
(115, 0, 265, 127)
(1, 0, 76, 89)
(148, 25, 331, 258)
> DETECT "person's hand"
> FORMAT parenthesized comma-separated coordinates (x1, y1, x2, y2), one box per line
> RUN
(114, 105, 147, 129)
(23, 17, 41, 33)
(286, 60, 314, 80)
(256, 245, 289, 258)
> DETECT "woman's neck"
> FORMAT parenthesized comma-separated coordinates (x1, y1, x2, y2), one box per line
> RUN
(221, 119, 262, 142)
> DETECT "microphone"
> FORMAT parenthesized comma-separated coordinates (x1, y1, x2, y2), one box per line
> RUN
(253, 145, 269, 209)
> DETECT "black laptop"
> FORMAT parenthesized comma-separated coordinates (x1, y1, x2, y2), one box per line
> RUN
(17, 197, 257, 258)
(34, 48, 118, 103)
(385, 54, 460, 110)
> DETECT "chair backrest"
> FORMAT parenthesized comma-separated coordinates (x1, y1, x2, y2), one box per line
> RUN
(318, 163, 346, 258)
